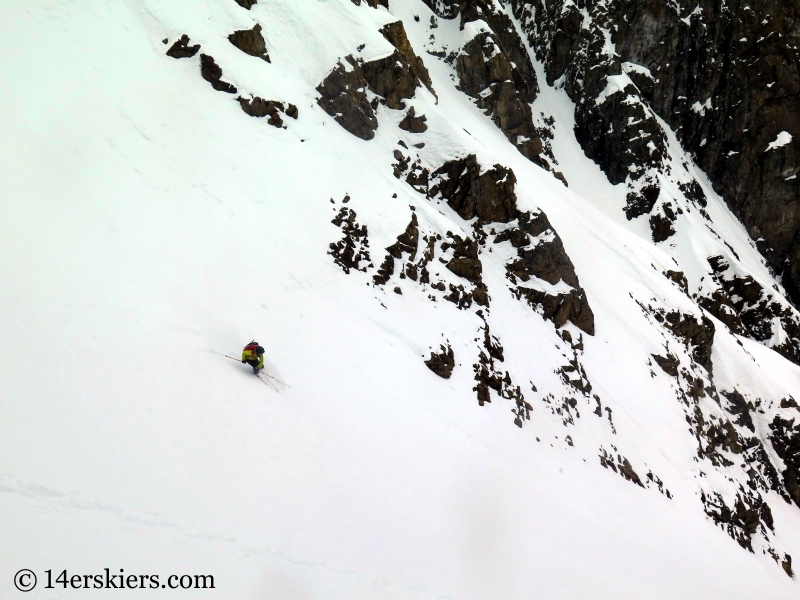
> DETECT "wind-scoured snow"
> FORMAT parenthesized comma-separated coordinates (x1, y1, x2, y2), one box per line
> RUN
(2, 1, 800, 599)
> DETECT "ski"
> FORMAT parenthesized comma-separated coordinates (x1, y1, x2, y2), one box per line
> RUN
(257, 372, 279, 390)
(213, 350, 289, 388)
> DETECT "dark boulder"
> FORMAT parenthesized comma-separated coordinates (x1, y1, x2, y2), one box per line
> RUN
(317, 41, 429, 138)
(316, 57, 378, 140)
(399, 107, 428, 133)
(228, 23, 270, 62)
(445, 235, 481, 284)
(237, 97, 284, 127)
(429, 155, 519, 223)
(650, 213, 676, 243)
(425, 344, 455, 378)
(624, 184, 661, 220)
(200, 54, 237, 93)
(510, 235, 581, 289)
(166, 34, 200, 59)
(512, 286, 595, 335)
(652, 353, 680, 377)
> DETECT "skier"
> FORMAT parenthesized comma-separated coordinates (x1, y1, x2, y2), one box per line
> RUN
(241, 341, 265, 374)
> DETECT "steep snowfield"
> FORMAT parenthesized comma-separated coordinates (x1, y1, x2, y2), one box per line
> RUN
(2, 0, 800, 598)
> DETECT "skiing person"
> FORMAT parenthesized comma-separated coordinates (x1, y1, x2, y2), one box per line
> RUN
(241, 341, 265, 374)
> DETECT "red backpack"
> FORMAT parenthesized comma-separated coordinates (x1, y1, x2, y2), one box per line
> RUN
(244, 342, 264, 355)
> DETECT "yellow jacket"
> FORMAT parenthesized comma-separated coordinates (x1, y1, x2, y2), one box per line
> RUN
(242, 348, 264, 369)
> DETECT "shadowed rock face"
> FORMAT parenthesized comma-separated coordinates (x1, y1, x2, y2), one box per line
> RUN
(360, 51, 421, 110)
(432, 0, 548, 167)
(428, 155, 519, 223)
(233, 0, 257, 8)
(228, 24, 270, 62)
(659, 311, 715, 373)
(378, 148, 595, 333)
(607, 1, 800, 300)
(456, 32, 545, 164)
(379, 21, 435, 96)
(770, 416, 800, 508)
(653, 353, 680, 376)
(505, 0, 800, 304)
(316, 57, 378, 140)
(502, 211, 595, 335)
(316, 25, 432, 138)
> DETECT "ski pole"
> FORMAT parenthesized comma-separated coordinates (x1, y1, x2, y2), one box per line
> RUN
(211, 350, 240, 361)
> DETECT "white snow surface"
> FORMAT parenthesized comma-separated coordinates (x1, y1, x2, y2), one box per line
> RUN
(766, 131, 793, 151)
(1, 0, 800, 598)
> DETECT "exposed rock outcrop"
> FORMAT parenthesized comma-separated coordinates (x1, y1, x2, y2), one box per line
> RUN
(701, 489, 775, 552)
(329, 205, 371, 274)
(428, 155, 518, 223)
(233, 0, 257, 8)
(228, 23, 270, 62)
(166, 34, 200, 59)
(507, 0, 800, 308)
(360, 51, 421, 110)
(657, 311, 715, 374)
(379, 21, 435, 97)
(698, 255, 800, 364)
(373, 214, 419, 285)
(652, 353, 680, 377)
(317, 31, 430, 139)
(237, 97, 286, 126)
(451, 10, 545, 166)
(399, 107, 428, 133)
(770, 416, 800, 508)
(502, 211, 595, 335)
(316, 57, 378, 140)
(444, 234, 489, 306)
(425, 344, 455, 378)
(200, 54, 237, 94)
(599, 448, 644, 487)
(472, 318, 527, 424)
(350, 0, 388, 7)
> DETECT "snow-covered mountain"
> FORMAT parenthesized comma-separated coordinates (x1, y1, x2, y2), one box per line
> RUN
(2, 0, 800, 597)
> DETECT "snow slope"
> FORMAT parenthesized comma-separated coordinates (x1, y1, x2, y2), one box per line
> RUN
(2, 0, 800, 598)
